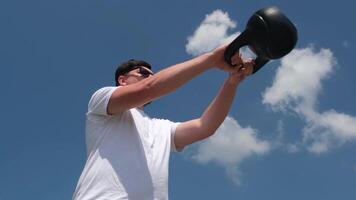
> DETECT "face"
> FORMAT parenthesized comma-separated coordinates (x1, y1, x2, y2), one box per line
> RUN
(118, 66, 154, 86)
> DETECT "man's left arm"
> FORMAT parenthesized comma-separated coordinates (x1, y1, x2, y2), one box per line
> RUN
(174, 62, 254, 151)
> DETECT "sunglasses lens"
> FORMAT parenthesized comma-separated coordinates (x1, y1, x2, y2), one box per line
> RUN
(139, 67, 153, 77)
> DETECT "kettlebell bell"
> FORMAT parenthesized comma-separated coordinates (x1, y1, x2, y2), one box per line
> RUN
(224, 6, 298, 74)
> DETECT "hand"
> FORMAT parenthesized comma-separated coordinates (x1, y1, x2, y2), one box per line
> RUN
(241, 59, 254, 76)
(226, 59, 255, 85)
(210, 44, 243, 73)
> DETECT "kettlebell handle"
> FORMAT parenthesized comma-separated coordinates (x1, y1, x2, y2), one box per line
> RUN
(224, 30, 269, 74)
(224, 30, 249, 63)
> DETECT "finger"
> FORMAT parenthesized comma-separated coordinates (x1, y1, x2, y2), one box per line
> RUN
(231, 56, 237, 66)
(231, 55, 238, 65)
(231, 52, 242, 65)
(242, 57, 252, 63)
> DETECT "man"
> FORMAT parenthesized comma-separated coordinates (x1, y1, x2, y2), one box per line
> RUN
(73, 44, 254, 200)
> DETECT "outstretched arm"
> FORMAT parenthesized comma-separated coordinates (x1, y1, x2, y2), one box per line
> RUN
(108, 44, 242, 114)
(174, 60, 254, 151)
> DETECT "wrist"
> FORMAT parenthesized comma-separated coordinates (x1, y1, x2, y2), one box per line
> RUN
(225, 76, 240, 87)
(202, 52, 216, 69)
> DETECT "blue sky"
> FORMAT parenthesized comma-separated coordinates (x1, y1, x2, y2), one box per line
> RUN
(1, 0, 355, 199)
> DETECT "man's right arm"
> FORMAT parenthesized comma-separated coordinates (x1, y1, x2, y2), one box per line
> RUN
(107, 45, 242, 115)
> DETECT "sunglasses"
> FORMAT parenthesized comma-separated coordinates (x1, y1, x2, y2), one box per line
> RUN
(125, 67, 154, 78)
(137, 67, 154, 78)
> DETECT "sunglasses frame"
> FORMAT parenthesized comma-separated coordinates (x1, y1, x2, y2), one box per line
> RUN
(137, 67, 154, 78)
(124, 66, 153, 78)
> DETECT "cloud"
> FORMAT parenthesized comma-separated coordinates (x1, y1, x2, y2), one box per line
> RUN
(269, 119, 303, 153)
(263, 46, 356, 154)
(303, 110, 356, 153)
(191, 116, 270, 185)
(287, 144, 299, 153)
(262, 47, 334, 110)
(185, 10, 240, 56)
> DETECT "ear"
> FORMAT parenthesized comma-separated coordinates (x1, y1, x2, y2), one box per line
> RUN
(118, 75, 127, 86)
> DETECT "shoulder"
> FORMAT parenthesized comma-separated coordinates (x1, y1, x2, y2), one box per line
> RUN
(90, 86, 118, 100)
(89, 86, 118, 105)
(87, 86, 119, 116)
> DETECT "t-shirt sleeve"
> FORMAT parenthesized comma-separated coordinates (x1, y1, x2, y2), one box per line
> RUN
(169, 122, 182, 152)
(151, 117, 182, 153)
(87, 87, 117, 116)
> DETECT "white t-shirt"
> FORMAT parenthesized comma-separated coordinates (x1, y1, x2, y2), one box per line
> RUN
(73, 87, 180, 200)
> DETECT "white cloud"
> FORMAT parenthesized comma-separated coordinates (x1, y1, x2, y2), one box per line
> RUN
(185, 9, 256, 61)
(272, 120, 301, 153)
(287, 144, 299, 153)
(263, 46, 356, 154)
(302, 109, 356, 153)
(263, 47, 334, 110)
(306, 140, 329, 154)
(185, 10, 240, 56)
(317, 110, 356, 140)
(191, 116, 270, 185)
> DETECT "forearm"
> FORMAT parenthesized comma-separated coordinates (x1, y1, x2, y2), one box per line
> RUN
(141, 53, 215, 101)
(174, 78, 239, 149)
(200, 78, 239, 135)
(173, 59, 251, 150)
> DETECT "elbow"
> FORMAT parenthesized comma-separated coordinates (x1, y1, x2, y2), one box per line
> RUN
(198, 128, 216, 141)
(199, 118, 218, 138)
(206, 128, 218, 137)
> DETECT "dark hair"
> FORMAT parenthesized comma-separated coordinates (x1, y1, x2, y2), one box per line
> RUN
(115, 59, 152, 86)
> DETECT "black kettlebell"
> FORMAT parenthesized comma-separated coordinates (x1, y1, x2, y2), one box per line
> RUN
(224, 6, 298, 74)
